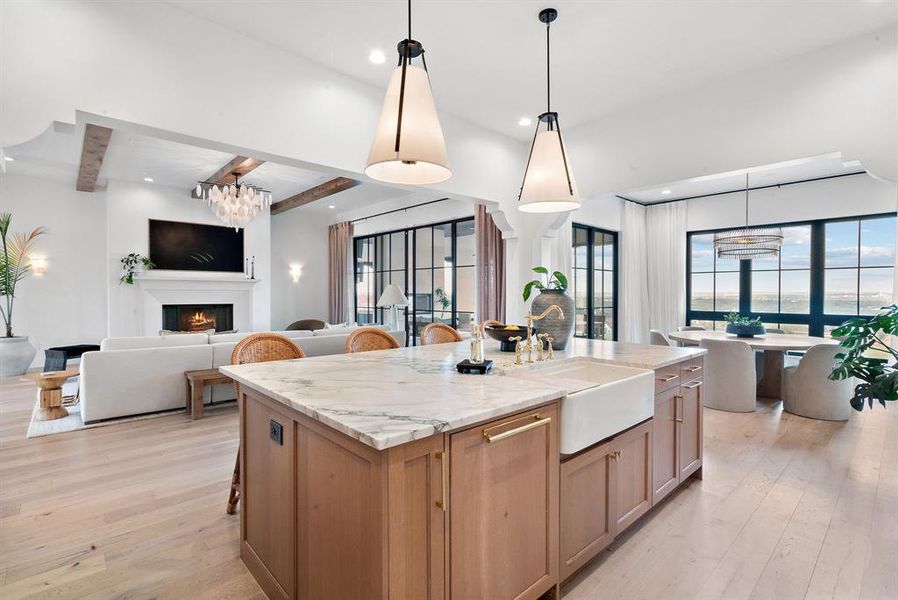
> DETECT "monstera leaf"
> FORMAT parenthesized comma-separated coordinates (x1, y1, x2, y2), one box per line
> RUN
(829, 305, 898, 411)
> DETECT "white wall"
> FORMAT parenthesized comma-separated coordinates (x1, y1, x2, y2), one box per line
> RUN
(685, 173, 897, 232)
(570, 194, 624, 232)
(270, 209, 330, 329)
(0, 172, 108, 366)
(566, 27, 898, 196)
(105, 180, 270, 336)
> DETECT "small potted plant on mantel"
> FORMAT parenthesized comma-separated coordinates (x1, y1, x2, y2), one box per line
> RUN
(723, 313, 766, 338)
(119, 252, 155, 285)
(829, 305, 898, 412)
(0, 213, 47, 376)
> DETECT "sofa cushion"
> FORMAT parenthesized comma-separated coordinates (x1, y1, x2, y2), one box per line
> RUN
(207, 330, 313, 345)
(312, 325, 368, 337)
(100, 333, 209, 351)
(80, 345, 213, 422)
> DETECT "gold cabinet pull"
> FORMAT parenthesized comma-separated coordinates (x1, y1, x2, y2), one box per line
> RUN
(682, 381, 703, 390)
(482, 414, 551, 444)
(611, 450, 622, 461)
(674, 395, 684, 423)
(434, 450, 448, 511)
(657, 374, 679, 382)
(684, 365, 702, 373)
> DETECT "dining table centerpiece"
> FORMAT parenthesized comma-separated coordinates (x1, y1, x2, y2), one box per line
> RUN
(723, 313, 766, 338)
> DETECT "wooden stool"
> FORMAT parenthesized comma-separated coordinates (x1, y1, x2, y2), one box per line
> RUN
(27, 369, 79, 421)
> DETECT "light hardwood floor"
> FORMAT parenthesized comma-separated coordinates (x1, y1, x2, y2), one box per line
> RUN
(1, 377, 895, 599)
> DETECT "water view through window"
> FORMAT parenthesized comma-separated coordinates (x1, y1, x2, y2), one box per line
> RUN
(687, 214, 895, 336)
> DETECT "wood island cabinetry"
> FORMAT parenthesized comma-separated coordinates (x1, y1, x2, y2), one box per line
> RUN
(559, 356, 704, 582)
(240, 391, 560, 600)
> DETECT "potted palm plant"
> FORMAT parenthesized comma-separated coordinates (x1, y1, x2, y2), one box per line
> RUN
(0, 213, 47, 376)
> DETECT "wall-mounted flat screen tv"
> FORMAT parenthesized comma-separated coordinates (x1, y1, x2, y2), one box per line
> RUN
(148, 219, 244, 272)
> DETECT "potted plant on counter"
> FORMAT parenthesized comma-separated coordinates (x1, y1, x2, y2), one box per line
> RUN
(522, 266, 575, 349)
(0, 213, 47, 376)
(829, 305, 898, 411)
(723, 313, 766, 338)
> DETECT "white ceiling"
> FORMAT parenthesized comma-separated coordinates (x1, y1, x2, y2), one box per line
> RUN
(167, 0, 898, 141)
(1, 124, 420, 215)
(620, 153, 866, 203)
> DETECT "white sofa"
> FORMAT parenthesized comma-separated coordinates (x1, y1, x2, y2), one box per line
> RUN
(80, 327, 406, 423)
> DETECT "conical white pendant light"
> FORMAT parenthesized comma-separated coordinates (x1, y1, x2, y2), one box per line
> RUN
(365, 0, 451, 185)
(518, 8, 580, 214)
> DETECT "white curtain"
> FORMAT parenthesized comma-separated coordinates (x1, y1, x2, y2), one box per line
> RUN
(646, 202, 688, 336)
(551, 215, 573, 284)
(620, 202, 649, 343)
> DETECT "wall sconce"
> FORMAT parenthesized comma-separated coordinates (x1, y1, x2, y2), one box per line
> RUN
(289, 264, 302, 283)
(30, 256, 48, 276)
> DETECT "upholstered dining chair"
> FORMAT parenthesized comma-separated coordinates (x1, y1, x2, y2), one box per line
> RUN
(345, 327, 401, 353)
(677, 325, 706, 331)
(783, 344, 852, 421)
(227, 333, 305, 515)
(649, 329, 673, 347)
(420, 323, 463, 345)
(700, 337, 757, 412)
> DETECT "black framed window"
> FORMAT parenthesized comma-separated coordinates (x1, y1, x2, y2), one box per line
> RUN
(687, 213, 896, 336)
(572, 224, 618, 340)
(354, 217, 475, 344)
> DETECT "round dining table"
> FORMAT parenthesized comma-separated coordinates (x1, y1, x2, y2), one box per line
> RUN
(669, 330, 837, 399)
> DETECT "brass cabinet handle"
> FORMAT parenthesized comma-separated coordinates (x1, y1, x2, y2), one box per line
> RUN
(611, 450, 622, 461)
(674, 395, 684, 422)
(658, 374, 679, 382)
(483, 414, 551, 444)
(434, 450, 448, 511)
(684, 365, 702, 373)
(682, 381, 703, 390)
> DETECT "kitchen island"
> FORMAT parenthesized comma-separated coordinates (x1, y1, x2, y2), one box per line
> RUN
(221, 338, 706, 600)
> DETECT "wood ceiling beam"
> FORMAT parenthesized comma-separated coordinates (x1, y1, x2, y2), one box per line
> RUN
(76, 124, 113, 192)
(270, 177, 361, 215)
(191, 156, 265, 197)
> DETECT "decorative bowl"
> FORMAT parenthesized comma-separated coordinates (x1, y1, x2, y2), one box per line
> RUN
(725, 323, 766, 338)
(484, 324, 528, 352)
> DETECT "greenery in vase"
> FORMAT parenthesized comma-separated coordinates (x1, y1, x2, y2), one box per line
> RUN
(829, 304, 898, 411)
(723, 313, 763, 327)
(119, 253, 155, 285)
(0, 213, 47, 338)
(522, 266, 569, 302)
(434, 287, 450, 310)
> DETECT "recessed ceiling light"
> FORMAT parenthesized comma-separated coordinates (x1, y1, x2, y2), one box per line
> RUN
(3, 156, 14, 162)
(143, 177, 154, 183)
(661, 189, 671, 195)
(368, 49, 386, 64)
(328, 204, 336, 209)
(518, 117, 532, 127)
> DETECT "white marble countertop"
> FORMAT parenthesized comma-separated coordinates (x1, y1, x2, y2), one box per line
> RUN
(220, 337, 705, 450)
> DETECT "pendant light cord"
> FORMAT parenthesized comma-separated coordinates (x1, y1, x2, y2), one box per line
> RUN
(408, 0, 412, 41)
(745, 173, 749, 226)
(546, 20, 551, 113)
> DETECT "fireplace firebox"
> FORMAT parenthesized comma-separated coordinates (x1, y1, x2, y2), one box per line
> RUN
(162, 304, 234, 332)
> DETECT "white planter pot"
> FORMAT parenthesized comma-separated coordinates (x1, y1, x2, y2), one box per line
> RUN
(0, 336, 37, 377)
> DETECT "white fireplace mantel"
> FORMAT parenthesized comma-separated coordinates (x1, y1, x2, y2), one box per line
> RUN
(135, 272, 260, 335)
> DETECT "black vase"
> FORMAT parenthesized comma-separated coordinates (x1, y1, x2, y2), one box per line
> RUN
(530, 289, 576, 350)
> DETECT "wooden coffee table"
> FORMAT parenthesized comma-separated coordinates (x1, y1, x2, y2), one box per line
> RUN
(25, 369, 80, 421)
(185, 368, 232, 420)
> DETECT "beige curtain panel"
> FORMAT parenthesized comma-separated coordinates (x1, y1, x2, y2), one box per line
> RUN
(475, 204, 506, 324)
(328, 221, 354, 323)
